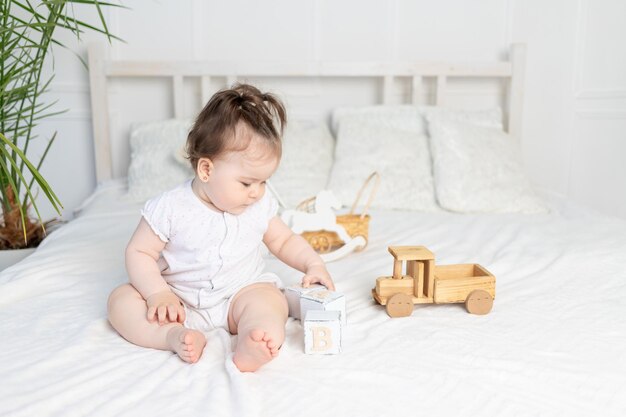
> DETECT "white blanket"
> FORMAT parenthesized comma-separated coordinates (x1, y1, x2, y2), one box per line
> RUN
(1, 181, 626, 417)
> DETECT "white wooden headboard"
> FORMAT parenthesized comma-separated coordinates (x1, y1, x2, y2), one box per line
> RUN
(88, 43, 526, 184)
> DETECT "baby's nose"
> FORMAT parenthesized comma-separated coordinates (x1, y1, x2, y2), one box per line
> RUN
(252, 184, 265, 200)
(249, 185, 263, 199)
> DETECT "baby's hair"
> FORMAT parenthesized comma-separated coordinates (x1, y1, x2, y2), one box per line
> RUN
(186, 83, 287, 169)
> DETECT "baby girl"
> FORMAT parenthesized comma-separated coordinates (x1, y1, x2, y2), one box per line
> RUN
(107, 83, 334, 372)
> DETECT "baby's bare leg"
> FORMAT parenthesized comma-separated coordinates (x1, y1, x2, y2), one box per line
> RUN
(107, 284, 206, 363)
(228, 283, 288, 372)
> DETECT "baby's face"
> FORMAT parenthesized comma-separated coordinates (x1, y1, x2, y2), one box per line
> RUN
(199, 138, 279, 215)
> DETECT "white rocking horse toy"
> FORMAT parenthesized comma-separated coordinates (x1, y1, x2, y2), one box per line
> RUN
(267, 172, 378, 262)
(278, 190, 367, 262)
(282, 190, 349, 239)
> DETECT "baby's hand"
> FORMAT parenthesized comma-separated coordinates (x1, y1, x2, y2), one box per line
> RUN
(302, 263, 335, 291)
(146, 290, 186, 325)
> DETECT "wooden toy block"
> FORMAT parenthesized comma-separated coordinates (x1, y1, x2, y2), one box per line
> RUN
(284, 283, 325, 320)
(304, 310, 342, 354)
(375, 275, 413, 297)
(388, 245, 434, 261)
(300, 289, 346, 326)
(407, 261, 425, 298)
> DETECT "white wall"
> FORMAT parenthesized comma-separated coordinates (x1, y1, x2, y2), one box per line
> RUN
(30, 0, 626, 221)
(511, 0, 626, 219)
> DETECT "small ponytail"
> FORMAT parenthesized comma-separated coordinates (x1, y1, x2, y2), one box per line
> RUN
(186, 83, 286, 169)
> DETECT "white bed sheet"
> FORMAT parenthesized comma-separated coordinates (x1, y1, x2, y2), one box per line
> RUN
(1, 180, 626, 417)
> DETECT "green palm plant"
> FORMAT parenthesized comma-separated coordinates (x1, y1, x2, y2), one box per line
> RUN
(0, 0, 123, 249)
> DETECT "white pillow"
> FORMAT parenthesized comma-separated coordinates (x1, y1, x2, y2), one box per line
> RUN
(127, 119, 194, 202)
(421, 106, 503, 130)
(330, 105, 425, 137)
(327, 119, 440, 211)
(426, 116, 549, 213)
(330, 105, 503, 137)
(270, 121, 335, 208)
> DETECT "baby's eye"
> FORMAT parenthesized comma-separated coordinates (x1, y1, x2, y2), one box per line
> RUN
(240, 181, 251, 187)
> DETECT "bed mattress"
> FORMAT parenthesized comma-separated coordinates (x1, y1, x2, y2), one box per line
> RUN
(1, 179, 625, 417)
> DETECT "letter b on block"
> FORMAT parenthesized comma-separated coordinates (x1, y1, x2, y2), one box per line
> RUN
(304, 310, 342, 355)
(311, 326, 333, 352)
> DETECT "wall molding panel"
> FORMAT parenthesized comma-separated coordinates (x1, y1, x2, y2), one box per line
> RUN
(575, 110, 626, 120)
(563, 0, 626, 217)
(575, 90, 626, 100)
(573, 0, 626, 99)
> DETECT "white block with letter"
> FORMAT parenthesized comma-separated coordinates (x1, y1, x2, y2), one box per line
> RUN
(284, 284, 325, 320)
(300, 289, 346, 325)
(304, 310, 342, 355)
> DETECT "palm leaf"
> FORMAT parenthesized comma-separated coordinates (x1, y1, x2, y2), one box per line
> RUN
(1, 131, 63, 214)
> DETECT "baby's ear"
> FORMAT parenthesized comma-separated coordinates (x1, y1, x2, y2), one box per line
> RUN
(196, 157, 213, 181)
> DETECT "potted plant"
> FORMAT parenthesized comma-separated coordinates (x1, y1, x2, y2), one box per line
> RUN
(0, 1, 123, 269)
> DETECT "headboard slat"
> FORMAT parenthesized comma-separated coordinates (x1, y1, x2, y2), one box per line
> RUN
(383, 75, 394, 105)
(508, 43, 526, 140)
(88, 42, 113, 182)
(200, 76, 211, 108)
(172, 75, 184, 119)
(436, 76, 447, 106)
(411, 75, 423, 105)
(103, 61, 513, 77)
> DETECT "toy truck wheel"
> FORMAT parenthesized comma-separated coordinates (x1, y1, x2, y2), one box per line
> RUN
(386, 293, 413, 318)
(465, 290, 493, 315)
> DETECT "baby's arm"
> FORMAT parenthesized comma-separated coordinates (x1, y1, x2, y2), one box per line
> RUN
(263, 216, 335, 291)
(126, 218, 185, 324)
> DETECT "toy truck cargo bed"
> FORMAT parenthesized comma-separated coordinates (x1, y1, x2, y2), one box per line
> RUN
(433, 264, 495, 304)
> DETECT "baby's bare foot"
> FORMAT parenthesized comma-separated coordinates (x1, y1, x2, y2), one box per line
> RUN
(166, 326, 206, 363)
(233, 329, 275, 372)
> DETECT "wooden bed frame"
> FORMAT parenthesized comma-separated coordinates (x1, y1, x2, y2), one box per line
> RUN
(87, 43, 526, 184)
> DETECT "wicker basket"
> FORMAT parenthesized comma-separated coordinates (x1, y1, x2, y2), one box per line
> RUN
(298, 172, 380, 253)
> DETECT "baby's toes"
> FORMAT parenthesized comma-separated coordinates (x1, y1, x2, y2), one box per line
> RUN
(182, 331, 195, 345)
(266, 340, 281, 356)
(250, 329, 265, 342)
(183, 345, 200, 362)
(182, 330, 206, 362)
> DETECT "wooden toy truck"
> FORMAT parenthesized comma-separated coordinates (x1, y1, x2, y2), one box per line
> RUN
(372, 246, 496, 317)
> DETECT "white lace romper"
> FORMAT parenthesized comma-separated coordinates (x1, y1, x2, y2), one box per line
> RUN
(141, 180, 282, 331)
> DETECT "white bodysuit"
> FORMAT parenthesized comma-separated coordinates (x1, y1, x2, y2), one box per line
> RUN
(141, 180, 282, 331)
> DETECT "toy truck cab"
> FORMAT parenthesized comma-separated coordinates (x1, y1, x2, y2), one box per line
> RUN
(372, 246, 495, 317)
